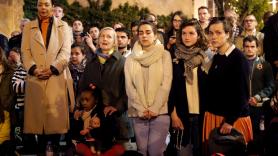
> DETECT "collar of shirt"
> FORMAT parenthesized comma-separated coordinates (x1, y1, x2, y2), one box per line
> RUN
(38, 16, 53, 24)
(224, 44, 235, 57)
(122, 49, 132, 57)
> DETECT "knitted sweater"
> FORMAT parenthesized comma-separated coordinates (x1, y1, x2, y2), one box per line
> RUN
(125, 42, 172, 117)
(206, 47, 250, 125)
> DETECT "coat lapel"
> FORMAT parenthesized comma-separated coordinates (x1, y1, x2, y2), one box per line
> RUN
(31, 19, 45, 49)
(47, 17, 63, 54)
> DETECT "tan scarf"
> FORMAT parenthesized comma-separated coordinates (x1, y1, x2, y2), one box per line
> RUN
(130, 40, 164, 109)
(174, 43, 207, 84)
(81, 105, 96, 129)
(82, 109, 93, 129)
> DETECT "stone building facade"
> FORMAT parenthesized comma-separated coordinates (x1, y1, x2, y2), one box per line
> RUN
(0, 0, 24, 38)
(0, 0, 212, 38)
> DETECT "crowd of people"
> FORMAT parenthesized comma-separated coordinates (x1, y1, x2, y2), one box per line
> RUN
(1, 0, 278, 156)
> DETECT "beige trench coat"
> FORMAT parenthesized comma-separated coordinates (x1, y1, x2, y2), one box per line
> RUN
(21, 17, 74, 134)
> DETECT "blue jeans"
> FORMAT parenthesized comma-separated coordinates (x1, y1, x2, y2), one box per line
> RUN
(132, 115, 170, 156)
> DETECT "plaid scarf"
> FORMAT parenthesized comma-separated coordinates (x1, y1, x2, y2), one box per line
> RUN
(69, 58, 87, 83)
(174, 44, 207, 84)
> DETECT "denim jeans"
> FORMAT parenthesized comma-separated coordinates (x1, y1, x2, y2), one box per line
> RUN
(132, 115, 170, 156)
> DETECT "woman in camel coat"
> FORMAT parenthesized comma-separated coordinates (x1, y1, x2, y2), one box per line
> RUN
(21, 14, 74, 134)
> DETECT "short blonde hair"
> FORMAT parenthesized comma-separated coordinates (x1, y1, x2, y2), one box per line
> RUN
(98, 27, 118, 51)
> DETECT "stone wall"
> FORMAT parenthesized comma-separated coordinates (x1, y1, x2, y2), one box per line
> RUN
(112, 0, 194, 17)
(68, 0, 195, 17)
(0, 0, 208, 38)
(0, 0, 24, 38)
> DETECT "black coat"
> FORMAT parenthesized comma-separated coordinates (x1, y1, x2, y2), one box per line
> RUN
(168, 61, 207, 118)
(249, 57, 275, 98)
(8, 34, 22, 50)
(0, 34, 9, 53)
(264, 13, 278, 75)
(79, 51, 127, 114)
(168, 60, 207, 146)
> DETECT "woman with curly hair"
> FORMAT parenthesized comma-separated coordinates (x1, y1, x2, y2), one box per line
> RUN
(168, 19, 209, 156)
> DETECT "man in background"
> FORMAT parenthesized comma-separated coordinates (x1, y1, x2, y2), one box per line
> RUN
(53, 4, 65, 20)
(198, 6, 210, 30)
(115, 28, 131, 57)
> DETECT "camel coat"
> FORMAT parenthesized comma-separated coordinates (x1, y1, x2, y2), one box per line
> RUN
(21, 17, 74, 134)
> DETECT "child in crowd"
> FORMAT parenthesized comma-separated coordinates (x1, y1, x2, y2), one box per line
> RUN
(8, 47, 22, 69)
(72, 88, 124, 156)
(69, 43, 87, 99)
(11, 48, 27, 148)
(67, 43, 88, 150)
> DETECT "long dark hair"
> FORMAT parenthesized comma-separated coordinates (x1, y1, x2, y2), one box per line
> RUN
(166, 11, 186, 36)
(0, 47, 11, 124)
(165, 11, 187, 48)
(177, 19, 208, 50)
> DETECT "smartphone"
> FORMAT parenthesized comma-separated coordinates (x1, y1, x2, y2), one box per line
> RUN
(80, 32, 88, 37)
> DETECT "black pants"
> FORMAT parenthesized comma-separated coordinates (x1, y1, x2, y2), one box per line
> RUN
(166, 114, 203, 156)
(37, 134, 61, 152)
(0, 140, 15, 156)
